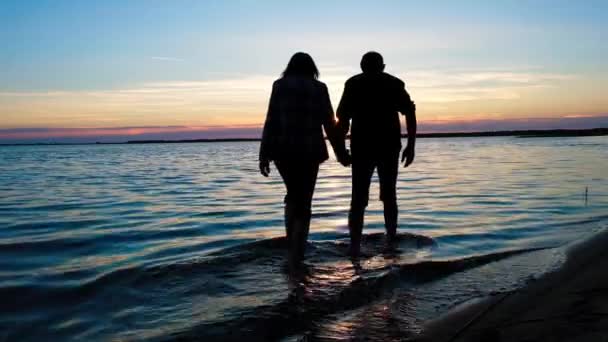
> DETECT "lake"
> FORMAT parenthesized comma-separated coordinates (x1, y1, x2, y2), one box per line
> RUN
(0, 137, 607, 341)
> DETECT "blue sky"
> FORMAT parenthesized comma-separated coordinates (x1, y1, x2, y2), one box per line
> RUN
(1, 0, 607, 142)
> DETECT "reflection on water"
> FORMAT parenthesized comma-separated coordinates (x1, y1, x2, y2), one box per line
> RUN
(0, 137, 607, 341)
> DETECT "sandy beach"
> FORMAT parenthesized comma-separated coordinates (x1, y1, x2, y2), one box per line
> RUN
(417, 228, 608, 342)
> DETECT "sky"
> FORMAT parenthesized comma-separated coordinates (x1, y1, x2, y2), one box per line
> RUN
(1, 0, 607, 143)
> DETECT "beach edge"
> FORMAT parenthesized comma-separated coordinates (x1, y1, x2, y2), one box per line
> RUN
(415, 227, 608, 342)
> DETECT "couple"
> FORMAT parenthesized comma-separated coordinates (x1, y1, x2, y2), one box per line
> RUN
(259, 51, 417, 268)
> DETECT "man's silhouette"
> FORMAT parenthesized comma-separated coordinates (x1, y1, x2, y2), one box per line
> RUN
(337, 51, 417, 256)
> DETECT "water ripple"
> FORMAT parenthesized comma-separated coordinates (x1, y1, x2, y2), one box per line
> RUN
(0, 137, 606, 341)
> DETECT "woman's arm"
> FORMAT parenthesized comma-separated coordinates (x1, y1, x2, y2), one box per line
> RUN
(259, 82, 279, 176)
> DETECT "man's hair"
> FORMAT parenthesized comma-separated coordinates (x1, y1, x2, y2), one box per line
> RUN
(282, 52, 319, 79)
(360, 51, 384, 73)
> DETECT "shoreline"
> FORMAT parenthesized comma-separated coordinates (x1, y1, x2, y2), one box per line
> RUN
(416, 228, 608, 342)
(1, 127, 607, 146)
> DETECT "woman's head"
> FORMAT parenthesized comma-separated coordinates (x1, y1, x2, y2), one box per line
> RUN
(282, 52, 319, 79)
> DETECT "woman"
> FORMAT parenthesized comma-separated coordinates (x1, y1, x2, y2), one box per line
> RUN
(259, 52, 350, 268)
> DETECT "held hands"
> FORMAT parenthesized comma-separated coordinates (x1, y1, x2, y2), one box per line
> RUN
(337, 149, 352, 167)
(259, 159, 270, 177)
(401, 144, 415, 168)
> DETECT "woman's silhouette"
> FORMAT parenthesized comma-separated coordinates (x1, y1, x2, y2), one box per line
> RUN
(259, 52, 350, 269)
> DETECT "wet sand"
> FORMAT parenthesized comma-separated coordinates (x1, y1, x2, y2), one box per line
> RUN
(417, 229, 608, 342)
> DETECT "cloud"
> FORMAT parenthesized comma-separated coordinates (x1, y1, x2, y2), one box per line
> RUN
(401, 69, 575, 103)
(150, 56, 185, 62)
(420, 115, 608, 133)
(0, 66, 590, 131)
(0, 75, 278, 128)
(0, 125, 263, 143)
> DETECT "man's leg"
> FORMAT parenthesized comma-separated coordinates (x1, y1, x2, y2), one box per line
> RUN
(378, 150, 400, 242)
(349, 157, 374, 256)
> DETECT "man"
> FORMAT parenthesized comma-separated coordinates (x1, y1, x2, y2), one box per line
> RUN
(337, 51, 417, 257)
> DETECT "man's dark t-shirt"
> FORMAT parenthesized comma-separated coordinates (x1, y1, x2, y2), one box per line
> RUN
(337, 72, 415, 157)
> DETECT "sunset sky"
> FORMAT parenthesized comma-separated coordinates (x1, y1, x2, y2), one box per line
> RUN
(1, 0, 607, 143)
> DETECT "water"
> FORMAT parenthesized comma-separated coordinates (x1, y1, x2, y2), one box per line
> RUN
(0, 137, 607, 341)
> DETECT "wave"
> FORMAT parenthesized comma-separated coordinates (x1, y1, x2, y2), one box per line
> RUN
(143, 233, 545, 342)
(0, 227, 574, 342)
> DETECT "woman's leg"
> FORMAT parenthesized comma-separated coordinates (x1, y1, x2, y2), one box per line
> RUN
(275, 161, 294, 242)
(275, 160, 319, 267)
(292, 162, 319, 264)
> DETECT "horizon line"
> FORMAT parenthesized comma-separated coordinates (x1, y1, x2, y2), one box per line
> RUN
(1, 115, 608, 143)
(1, 127, 607, 146)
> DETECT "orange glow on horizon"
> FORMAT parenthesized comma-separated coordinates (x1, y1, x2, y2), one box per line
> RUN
(2, 114, 607, 142)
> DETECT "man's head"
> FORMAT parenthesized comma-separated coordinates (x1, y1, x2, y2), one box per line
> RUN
(360, 51, 385, 73)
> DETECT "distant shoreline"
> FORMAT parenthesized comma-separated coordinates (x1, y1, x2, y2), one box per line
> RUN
(1, 127, 607, 146)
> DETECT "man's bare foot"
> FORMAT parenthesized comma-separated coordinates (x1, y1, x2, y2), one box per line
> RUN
(287, 254, 304, 272)
(386, 229, 398, 243)
(349, 244, 361, 258)
(386, 233, 398, 246)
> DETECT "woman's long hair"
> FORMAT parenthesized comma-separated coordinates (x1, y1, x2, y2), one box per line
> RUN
(282, 52, 319, 79)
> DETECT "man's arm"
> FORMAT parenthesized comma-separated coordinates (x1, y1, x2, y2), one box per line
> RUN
(398, 82, 417, 167)
(336, 81, 353, 138)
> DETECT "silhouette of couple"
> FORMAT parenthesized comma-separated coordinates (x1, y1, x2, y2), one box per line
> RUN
(259, 52, 417, 268)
